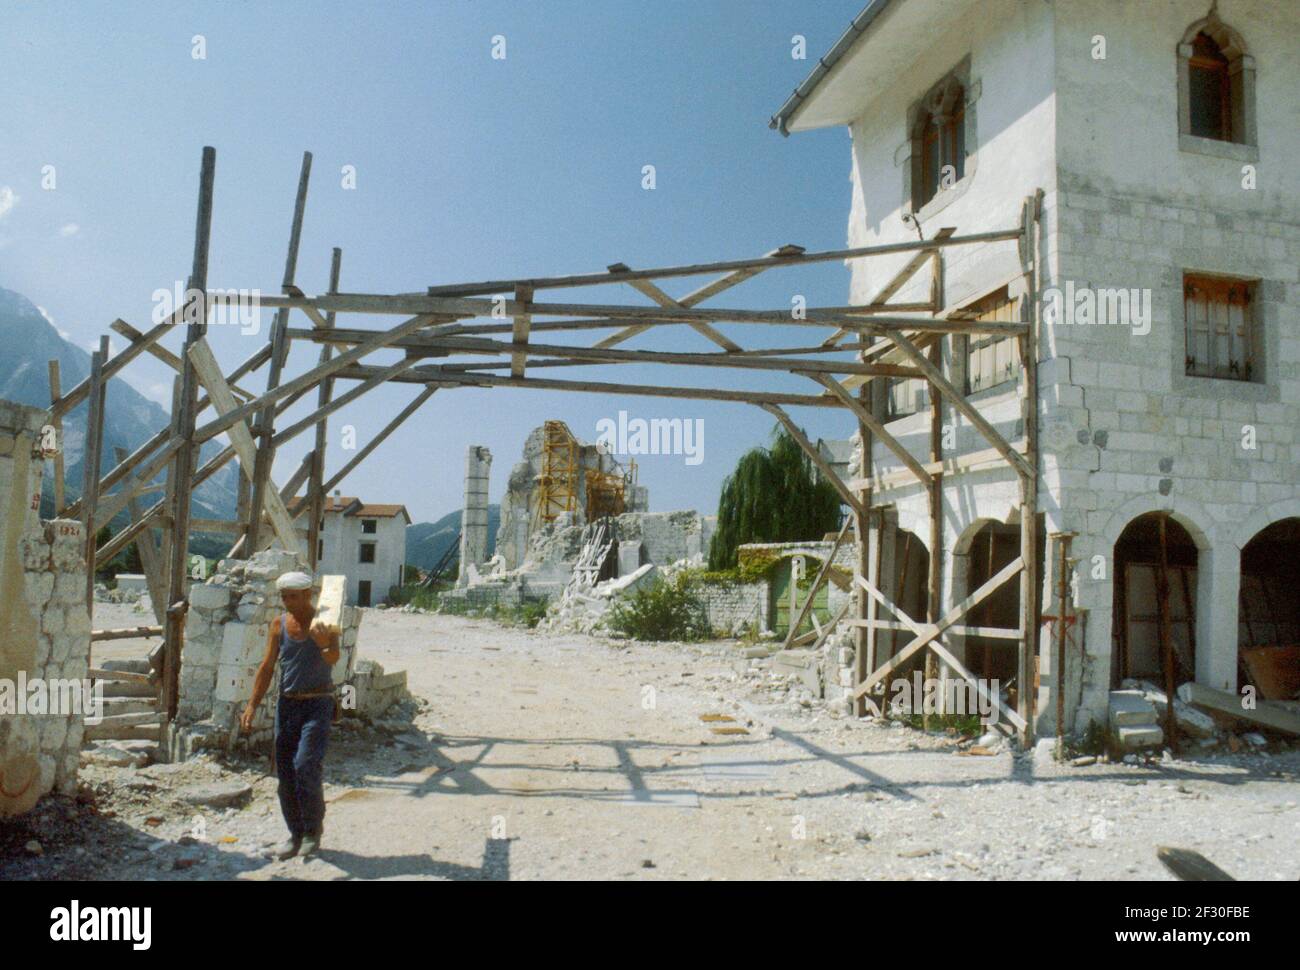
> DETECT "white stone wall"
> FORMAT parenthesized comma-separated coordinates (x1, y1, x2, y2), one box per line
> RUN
(835, 0, 1300, 735)
(0, 399, 92, 816)
(698, 581, 768, 636)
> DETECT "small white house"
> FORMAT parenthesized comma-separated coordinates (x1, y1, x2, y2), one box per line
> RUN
(306, 493, 410, 606)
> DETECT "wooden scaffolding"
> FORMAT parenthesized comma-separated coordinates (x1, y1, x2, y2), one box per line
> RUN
(51, 148, 1045, 751)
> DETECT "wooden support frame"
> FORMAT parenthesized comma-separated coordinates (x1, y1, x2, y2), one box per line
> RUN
(53, 143, 1045, 757)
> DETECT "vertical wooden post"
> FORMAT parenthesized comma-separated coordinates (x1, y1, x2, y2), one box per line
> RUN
(158, 377, 181, 600)
(246, 151, 312, 555)
(925, 340, 943, 727)
(162, 145, 216, 727)
(47, 360, 66, 514)
(852, 366, 873, 716)
(1017, 192, 1042, 745)
(1156, 514, 1179, 754)
(307, 247, 342, 570)
(82, 336, 110, 615)
(117, 446, 167, 626)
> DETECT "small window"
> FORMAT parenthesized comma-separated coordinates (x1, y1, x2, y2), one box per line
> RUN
(317, 539, 323, 560)
(357, 580, 372, 608)
(359, 542, 376, 564)
(1183, 274, 1255, 381)
(1177, 15, 1255, 152)
(362, 519, 377, 534)
(910, 73, 968, 211)
(886, 376, 929, 421)
(965, 288, 1021, 394)
(1188, 33, 1231, 140)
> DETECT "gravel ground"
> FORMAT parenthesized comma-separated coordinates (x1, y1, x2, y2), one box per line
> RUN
(2, 603, 1297, 880)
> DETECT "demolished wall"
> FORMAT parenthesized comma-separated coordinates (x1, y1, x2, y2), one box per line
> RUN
(0, 399, 93, 816)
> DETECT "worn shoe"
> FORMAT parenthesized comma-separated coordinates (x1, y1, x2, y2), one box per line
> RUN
(274, 836, 302, 860)
(299, 831, 322, 859)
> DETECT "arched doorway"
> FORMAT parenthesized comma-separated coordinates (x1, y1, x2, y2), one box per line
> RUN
(1238, 517, 1300, 700)
(1112, 513, 1199, 688)
(961, 520, 1022, 684)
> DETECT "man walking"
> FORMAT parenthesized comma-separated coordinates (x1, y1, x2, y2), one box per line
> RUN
(241, 571, 339, 860)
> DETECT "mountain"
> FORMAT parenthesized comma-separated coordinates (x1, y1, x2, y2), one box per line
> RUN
(406, 505, 499, 571)
(0, 286, 238, 528)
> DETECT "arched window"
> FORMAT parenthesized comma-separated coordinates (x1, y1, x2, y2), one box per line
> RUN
(909, 72, 969, 212)
(1188, 32, 1231, 140)
(1177, 13, 1256, 152)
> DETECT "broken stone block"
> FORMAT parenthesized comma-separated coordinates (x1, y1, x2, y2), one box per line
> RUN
(178, 781, 253, 809)
(1108, 689, 1157, 727)
(188, 584, 231, 611)
(1115, 724, 1163, 751)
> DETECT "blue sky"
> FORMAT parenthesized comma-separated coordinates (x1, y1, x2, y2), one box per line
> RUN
(0, 0, 863, 523)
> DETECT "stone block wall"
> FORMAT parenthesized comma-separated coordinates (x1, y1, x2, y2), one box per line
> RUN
(697, 580, 768, 636)
(0, 399, 93, 816)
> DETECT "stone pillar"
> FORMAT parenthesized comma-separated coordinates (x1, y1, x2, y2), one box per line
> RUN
(458, 446, 492, 587)
(1197, 542, 1239, 694)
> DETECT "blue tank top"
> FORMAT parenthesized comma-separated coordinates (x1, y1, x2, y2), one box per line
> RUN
(278, 613, 334, 695)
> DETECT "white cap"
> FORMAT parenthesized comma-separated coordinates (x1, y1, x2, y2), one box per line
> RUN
(275, 571, 314, 591)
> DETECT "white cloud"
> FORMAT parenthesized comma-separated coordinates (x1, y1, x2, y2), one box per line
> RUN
(0, 186, 17, 220)
(59, 223, 79, 237)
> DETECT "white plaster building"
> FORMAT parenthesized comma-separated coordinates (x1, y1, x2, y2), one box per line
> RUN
(773, 0, 1300, 733)
(302, 493, 410, 606)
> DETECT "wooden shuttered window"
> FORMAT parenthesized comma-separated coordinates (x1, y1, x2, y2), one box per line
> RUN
(1184, 275, 1254, 381)
(965, 288, 1021, 394)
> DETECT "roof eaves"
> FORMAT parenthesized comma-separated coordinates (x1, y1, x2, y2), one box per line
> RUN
(768, 0, 898, 136)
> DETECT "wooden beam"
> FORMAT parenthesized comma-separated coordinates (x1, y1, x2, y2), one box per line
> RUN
(163, 144, 217, 724)
(62, 341, 272, 522)
(320, 386, 436, 496)
(781, 516, 852, 651)
(81, 336, 110, 613)
(335, 362, 843, 409)
(47, 360, 65, 513)
(805, 373, 935, 488)
(116, 446, 166, 626)
(294, 328, 919, 378)
(421, 229, 1020, 297)
(887, 331, 1035, 480)
(187, 338, 300, 551)
(111, 319, 255, 401)
(853, 556, 1024, 699)
(268, 355, 417, 450)
(822, 228, 953, 346)
(259, 292, 1028, 336)
(191, 313, 444, 447)
(760, 404, 866, 519)
(307, 247, 342, 569)
(511, 284, 533, 378)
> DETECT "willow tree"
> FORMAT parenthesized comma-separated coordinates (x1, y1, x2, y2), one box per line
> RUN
(708, 423, 843, 570)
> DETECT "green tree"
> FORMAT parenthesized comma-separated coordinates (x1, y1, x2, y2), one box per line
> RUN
(707, 423, 843, 570)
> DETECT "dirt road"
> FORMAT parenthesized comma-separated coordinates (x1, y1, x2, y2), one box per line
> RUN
(4, 607, 1297, 880)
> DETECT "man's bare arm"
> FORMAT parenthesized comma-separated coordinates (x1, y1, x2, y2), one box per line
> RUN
(240, 616, 281, 732)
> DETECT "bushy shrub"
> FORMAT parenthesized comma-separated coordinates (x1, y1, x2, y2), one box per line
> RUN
(607, 573, 713, 642)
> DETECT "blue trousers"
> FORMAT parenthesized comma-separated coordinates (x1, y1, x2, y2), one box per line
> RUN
(275, 695, 333, 837)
